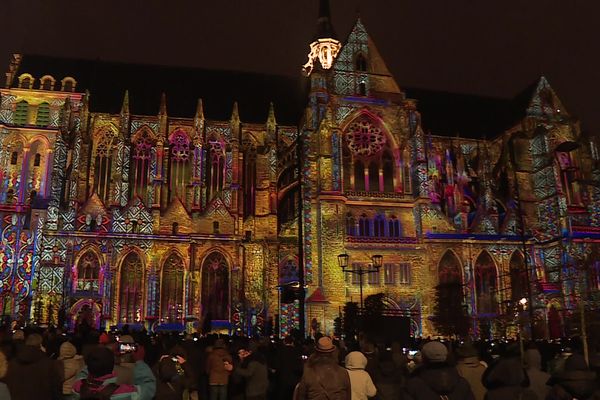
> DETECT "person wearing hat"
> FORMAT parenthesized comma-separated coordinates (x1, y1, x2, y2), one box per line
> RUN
(58, 341, 85, 400)
(404, 341, 475, 400)
(455, 343, 487, 400)
(206, 338, 233, 400)
(5, 333, 63, 400)
(295, 336, 351, 400)
(225, 341, 269, 400)
(546, 353, 600, 400)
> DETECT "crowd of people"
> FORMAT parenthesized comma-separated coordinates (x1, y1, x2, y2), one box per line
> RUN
(0, 323, 599, 400)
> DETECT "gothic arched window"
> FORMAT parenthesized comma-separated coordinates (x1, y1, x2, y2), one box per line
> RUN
(201, 252, 229, 320)
(509, 251, 527, 302)
(355, 54, 367, 72)
(344, 116, 396, 193)
(388, 215, 400, 237)
(359, 214, 370, 236)
(161, 253, 184, 323)
(119, 253, 144, 323)
(374, 214, 385, 237)
(474, 251, 498, 314)
(93, 128, 116, 203)
(168, 130, 191, 202)
(346, 213, 355, 236)
(76, 251, 101, 292)
(207, 138, 225, 200)
(131, 127, 156, 203)
(242, 138, 257, 218)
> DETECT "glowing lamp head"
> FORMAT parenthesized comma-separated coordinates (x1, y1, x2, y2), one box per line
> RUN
(337, 253, 349, 271)
(303, 38, 341, 76)
(371, 254, 383, 269)
(519, 298, 528, 306)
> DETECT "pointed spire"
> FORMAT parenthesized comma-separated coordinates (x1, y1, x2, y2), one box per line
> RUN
(159, 92, 167, 115)
(193, 98, 205, 135)
(316, 0, 337, 39)
(195, 98, 204, 121)
(120, 90, 129, 115)
(230, 101, 240, 124)
(267, 102, 276, 125)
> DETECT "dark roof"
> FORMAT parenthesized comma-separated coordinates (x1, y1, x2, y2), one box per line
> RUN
(404, 86, 533, 138)
(14, 54, 309, 125)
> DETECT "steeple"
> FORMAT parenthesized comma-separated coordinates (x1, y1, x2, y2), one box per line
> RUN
(193, 98, 204, 132)
(302, 0, 341, 76)
(316, 0, 337, 40)
(120, 90, 129, 115)
(158, 92, 167, 136)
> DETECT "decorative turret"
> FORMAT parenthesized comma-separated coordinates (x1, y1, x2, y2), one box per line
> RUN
(120, 90, 129, 115)
(194, 98, 204, 131)
(119, 90, 130, 138)
(230, 101, 240, 139)
(302, 0, 341, 76)
(81, 90, 90, 132)
(266, 102, 276, 139)
(158, 92, 168, 136)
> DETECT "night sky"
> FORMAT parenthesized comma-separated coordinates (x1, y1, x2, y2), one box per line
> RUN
(2, 0, 598, 134)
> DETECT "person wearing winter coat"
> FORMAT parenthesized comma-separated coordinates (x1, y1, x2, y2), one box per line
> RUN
(546, 354, 600, 400)
(481, 346, 537, 400)
(524, 348, 550, 400)
(73, 345, 156, 400)
(404, 341, 475, 400)
(455, 343, 487, 400)
(227, 343, 269, 400)
(0, 350, 11, 400)
(295, 337, 352, 400)
(154, 356, 188, 400)
(273, 336, 303, 400)
(206, 338, 233, 400)
(372, 350, 404, 400)
(59, 341, 85, 400)
(345, 351, 377, 400)
(4, 333, 63, 400)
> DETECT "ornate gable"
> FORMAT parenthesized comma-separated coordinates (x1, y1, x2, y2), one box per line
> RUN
(526, 76, 569, 119)
(160, 197, 192, 234)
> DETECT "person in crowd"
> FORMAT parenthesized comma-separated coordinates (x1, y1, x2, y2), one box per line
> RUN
(524, 348, 550, 400)
(73, 345, 156, 400)
(295, 336, 352, 400)
(482, 344, 537, 400)
(225, 343, 269, 400)
(345, 351, 377, 400)
(546, 354, 600, 400)
(154, 355, 188, 400)
(59, 341, 85, 400)
(4, 333, 63, 400)
(273, 336, 303, 400)
(404, 340, 475, 400)
(372, 350, 404, 400)
(455, 342, 487, 400)
(114, 335, 138, 385)
(206, 338, 232, 400)
(0, 350, 11, 400)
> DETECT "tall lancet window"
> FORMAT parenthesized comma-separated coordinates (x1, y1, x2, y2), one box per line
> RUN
(242, 138, 257, 218)
(119, 253, 144, 323)
(207, 138, 225, 200)
(160, 253, 184, 323)
(93, 127, 116, 203)
(131, 127, 155, 203)
(168, 130, 191, 202)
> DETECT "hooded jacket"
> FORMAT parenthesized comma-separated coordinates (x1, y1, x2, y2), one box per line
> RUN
(59, 341, 85, 395)
(372, 353, 404, 400)
(456, 356, 487, 400)
(547, 354, 600, 400)
(481, 356, 537, 400)
(524, 349, 550, 400)
(404, 362, 475, 400)
(5, 344, 63, 400)
(345, 352, 377, 400)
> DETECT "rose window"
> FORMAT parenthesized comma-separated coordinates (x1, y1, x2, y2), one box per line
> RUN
(347, 119, 386, 157)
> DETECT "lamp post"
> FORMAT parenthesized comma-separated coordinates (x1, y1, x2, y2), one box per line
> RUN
(337, 253, 383, 309)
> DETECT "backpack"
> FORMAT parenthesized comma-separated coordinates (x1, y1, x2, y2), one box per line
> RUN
(79, 378, 120, 400)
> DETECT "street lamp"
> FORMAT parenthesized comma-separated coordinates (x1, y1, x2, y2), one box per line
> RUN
(338, 253, 383, 309)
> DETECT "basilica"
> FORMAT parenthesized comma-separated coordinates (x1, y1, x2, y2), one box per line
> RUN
(0, 2, 598, 338)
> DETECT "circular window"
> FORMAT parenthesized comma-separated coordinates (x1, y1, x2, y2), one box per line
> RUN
(347, 119, 386, 157)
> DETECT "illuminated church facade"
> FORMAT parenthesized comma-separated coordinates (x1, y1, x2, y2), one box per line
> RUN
(1, 6, 599, 338)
